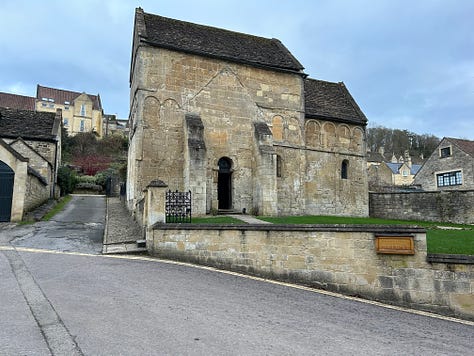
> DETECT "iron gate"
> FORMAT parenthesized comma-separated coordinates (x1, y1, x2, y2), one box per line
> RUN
(165, 190, 192, 223)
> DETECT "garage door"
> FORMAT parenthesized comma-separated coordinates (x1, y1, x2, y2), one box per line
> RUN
(0, 161, 14, 222)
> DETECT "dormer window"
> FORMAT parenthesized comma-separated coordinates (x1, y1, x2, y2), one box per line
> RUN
(440, 147, 451, 158)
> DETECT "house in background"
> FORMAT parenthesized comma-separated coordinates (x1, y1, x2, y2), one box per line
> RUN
(0, 85, 104, 137)
(0, 107, 61, 221)
(367, 148, 422, 191)
(36, 85, 103, 137)
(127, 8, 369, 220)
(413, 137, 474, 191)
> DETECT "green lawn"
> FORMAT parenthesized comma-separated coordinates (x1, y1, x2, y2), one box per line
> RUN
(257, 215, 474, 255)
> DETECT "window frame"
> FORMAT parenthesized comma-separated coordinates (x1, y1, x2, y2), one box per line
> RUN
(436, 170, 462, 187)
(439, 146, 452, 158)
(341, 159, 349, 179)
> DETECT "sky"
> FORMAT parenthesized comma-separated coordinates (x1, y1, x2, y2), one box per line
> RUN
(1, 0, 473, 139)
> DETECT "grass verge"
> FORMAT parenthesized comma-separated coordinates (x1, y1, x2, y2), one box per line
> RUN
(42, 195, 73, 221)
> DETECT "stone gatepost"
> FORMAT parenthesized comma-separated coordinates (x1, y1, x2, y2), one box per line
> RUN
(253, 122, 277, 215)
(184, 114, 207, 215)
(144, 179, 168, 227)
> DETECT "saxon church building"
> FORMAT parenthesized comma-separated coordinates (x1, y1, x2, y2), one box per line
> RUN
(127, 8, 369, 218)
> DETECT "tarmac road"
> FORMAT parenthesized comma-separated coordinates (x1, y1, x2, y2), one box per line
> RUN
(0, 195, 472, 355)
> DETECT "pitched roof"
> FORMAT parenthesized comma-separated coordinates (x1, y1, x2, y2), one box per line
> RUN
(304, 78, 367, 125)
(36, 85, 102, 111)
(0, 92, 35, 110)
(385, 162, 421, 175)
(0, 107, 59, 141)
(135, 8, 304, 74)
(447, 137, 474, 157)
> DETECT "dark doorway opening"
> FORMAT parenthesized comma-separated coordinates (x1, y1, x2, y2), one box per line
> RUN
(218, 157, 232, 210)
(0, 161, 14, 222)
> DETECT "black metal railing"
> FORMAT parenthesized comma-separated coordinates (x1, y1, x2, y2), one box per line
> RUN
(165, 190, 192, 223)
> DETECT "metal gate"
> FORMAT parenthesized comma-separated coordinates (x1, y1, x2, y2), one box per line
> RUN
(0, 161, 14, 222)
(165, 190, 192, 223)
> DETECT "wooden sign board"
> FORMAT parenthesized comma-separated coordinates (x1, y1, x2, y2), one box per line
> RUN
(375, 235, 415, 255)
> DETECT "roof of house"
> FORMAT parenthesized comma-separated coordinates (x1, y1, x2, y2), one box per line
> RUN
(366, 151, 385, 163)
(385, 162, 421, 175)
(0, 107, 60, 141)
(134, 8, 304, 74)
(304, 79, 367, 125)
(0, 92, 36, 110)
(36, 85, 102, 111)
(447, 137, 474, 157)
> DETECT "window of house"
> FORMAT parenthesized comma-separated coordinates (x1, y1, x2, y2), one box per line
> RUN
(80, 104, 86, 116)
(440, 147, 451, 158)
(276, 155, 282, 177)
(64, 119, 69, 126)
(80, 120, 85, 132)
(402, 170, 408, 177)
(341, 160, 349, 179)
(64, 106, 69, 110)
(437, 171, 462, 187)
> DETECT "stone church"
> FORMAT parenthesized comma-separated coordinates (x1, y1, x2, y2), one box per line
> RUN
(127, 8, 369, 219)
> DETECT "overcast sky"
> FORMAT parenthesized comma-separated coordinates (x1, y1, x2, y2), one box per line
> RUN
(1, 0, 472, 139)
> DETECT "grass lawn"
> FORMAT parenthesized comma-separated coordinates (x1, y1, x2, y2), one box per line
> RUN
(257, 215, 474, 255)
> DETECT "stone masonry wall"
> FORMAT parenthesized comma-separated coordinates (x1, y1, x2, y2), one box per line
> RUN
(369, 190, 474, 224)
(148, 225, 474, 320)
(24, 173, 49, 212)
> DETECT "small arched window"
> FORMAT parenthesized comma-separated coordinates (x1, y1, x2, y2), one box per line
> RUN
(341, 160, 349, 179)
(276, 155, 282, 177)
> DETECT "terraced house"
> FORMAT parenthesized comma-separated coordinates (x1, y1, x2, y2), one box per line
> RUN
(127, 8, 369, 219)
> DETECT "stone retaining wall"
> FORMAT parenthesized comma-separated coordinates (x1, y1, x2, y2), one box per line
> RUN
(148, 224, 474, 320)
(369, 190, 474, 224)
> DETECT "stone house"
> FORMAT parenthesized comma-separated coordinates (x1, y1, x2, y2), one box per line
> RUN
(367, 148, 422, 191)
(36, 85, 103, 137)
(413, 137, 474, 191)
(0, 86, 104, 137)
(127, 8, 369, 219)
(0, 107, 61, 221)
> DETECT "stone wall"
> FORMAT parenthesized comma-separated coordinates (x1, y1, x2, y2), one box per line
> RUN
(148, 224, 473, 320)
(24, 173, 49, 212)
(369, 190, 474, 224)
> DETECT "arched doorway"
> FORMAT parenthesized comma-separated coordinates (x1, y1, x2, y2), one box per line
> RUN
(0, 161, 14, 222)
(218, 157, 232, 210)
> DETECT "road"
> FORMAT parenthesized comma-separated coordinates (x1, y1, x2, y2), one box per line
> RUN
(0, 195, 472, 355)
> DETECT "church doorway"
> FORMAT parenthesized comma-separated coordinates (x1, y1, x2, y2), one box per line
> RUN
(217, 157, 232, 210)
(0, 161, 14, 222)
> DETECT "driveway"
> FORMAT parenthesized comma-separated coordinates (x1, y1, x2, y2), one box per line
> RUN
(0, 195, 473, 355)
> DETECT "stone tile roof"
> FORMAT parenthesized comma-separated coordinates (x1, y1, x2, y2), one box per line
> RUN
(304, 78, 367, 125)
(0, 92, 35, 110)
(135, 8, 304, 74)
(0, 107, 59, 141)
(447, 137, 474, 157)
(386, 162, 421, 175)
(36, 85, 102, 111)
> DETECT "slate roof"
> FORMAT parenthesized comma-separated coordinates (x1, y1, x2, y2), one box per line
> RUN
(385, 162, 421, 175)
(135, 8, 304, 74)
(0, 107, 59, 141)
(304, 79, 367, 125)
(0, 92, 35, 110)
(37, 85, 102, 111)
(447, 137, 474, 157)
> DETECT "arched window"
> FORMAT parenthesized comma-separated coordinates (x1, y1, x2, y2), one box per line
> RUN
(276, 155, 282, 177)
(341, 160, 349, 179)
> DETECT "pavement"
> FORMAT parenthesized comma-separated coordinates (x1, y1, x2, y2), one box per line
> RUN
(102, 197, 145, 254)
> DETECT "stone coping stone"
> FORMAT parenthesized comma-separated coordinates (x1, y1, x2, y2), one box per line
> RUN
(427, 253, 474, 264)
(152, 223, 426, 233)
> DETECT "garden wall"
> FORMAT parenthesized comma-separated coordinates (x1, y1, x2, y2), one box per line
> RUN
(369, 190, 474, 224)
(148, 224, 474, 321)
